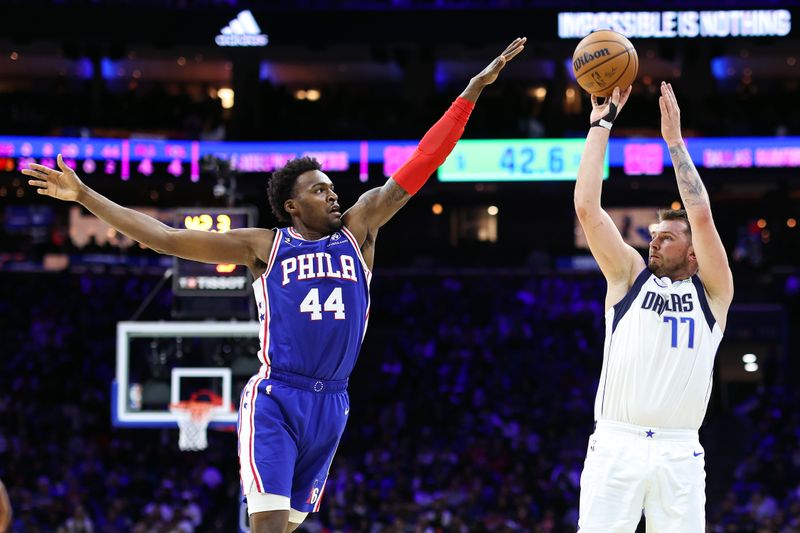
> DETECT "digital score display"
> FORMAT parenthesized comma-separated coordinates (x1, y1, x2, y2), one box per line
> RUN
(172, 208, 256, 296)
(438, 139, 605, 182)
(3, 135, 800, 183)
(608, 137, 800, 175)
(201, 140, 357, 174)
(0, 136, 200, 181)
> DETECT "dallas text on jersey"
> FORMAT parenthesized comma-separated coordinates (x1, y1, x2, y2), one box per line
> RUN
(641, 291, 694, 316)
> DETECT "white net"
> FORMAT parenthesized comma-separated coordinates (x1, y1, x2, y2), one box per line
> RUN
(170, 404, 214, 451)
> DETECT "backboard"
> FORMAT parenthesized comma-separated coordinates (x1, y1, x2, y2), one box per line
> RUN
(113, 321, 261, 429)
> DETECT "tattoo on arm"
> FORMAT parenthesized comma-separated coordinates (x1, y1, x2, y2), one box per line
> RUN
(386, 179, 410, 204)
(669, 144, 708, 207)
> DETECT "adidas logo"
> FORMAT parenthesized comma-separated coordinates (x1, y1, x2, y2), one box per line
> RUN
(215, 10, 269, 47)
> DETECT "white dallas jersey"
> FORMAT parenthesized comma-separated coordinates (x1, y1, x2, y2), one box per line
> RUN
(594, 268, 723, 430)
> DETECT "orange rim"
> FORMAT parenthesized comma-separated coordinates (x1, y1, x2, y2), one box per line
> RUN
(169, 389, 231, 421)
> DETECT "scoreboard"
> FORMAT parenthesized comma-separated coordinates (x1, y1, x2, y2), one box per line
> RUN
(172, 207, 257, 296)
(439, 139, 603, 182)
(2, 134, 800, 182)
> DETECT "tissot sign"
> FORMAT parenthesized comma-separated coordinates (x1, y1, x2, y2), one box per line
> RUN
(559, 10, 792, 39)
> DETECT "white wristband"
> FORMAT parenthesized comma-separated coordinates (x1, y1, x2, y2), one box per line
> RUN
(595, 118, 613, 130)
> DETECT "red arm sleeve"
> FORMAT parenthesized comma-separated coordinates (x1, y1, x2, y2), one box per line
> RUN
(392, 96, 475, 195)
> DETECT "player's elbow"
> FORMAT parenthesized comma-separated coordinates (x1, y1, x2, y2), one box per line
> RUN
(574, 200, 588, 219)
(721, 271, 735, 300)
(687, 205, 714, 225)
(574, 196, 599, 222)
(149, 226, 178, 255)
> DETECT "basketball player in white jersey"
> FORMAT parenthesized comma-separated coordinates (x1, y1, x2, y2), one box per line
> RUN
(573, 82, 734, 532)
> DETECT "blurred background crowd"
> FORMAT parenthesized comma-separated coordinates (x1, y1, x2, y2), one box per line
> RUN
(0, 271, 798, 532)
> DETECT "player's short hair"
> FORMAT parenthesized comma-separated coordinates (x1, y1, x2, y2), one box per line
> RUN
(658, 208, 692, 236)
(268, 157, 322, 223)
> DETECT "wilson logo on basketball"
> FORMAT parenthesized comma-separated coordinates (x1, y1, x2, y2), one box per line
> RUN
(573, 48, 610, 73)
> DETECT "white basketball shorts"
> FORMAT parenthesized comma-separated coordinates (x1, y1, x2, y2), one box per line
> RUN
(577, 420, 706, 533)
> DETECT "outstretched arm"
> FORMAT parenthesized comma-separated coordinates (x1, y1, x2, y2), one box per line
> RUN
(660, 82, 733, 310)
(24, 155, 273, 275)
(0, 479, 10, 533)
(574, 86, 645, 301)
(343, 37, 527, 256)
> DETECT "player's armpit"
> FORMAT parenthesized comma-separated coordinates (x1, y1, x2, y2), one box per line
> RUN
(685, 207, 734, 310)
(341, 179, 409, 247)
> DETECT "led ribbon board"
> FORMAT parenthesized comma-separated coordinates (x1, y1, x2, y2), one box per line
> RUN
(438, 139, 607, 182)
(558, 10, 792, 39)
(3, 136, 800, 181)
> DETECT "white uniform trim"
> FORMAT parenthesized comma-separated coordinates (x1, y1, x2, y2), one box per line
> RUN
(595, 419, 697, 441)
(245, 489, 309, 524)
(238, 376, 267, 496)
(340, 226, 372, 282)
(247, 491, 290, 513)
(340, 226, 372, 341)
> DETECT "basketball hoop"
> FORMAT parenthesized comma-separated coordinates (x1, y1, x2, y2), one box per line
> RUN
(169, 390, 227, 451)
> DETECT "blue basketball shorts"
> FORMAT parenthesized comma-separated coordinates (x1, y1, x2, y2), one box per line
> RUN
(238, 369, 349, 514)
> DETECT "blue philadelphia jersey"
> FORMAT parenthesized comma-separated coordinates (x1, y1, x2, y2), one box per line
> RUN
(252, 226, 371, 381)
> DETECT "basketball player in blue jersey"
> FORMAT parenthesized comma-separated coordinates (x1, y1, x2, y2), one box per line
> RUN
(573, 82, 734, 532)
(23, 37, 526, 533)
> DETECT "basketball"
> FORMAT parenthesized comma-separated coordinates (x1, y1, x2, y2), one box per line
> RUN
(572, 29, 638, 97)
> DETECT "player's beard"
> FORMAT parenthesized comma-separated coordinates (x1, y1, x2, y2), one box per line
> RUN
(649, 254, 689, 279)
(328, 217, 343, 232)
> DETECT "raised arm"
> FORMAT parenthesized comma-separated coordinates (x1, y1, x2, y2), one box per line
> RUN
(660, 82, 733, 313)
(0, 479, 10, 533)
(343, 37, 527, 253)
(574, 86, 645, 304)
(24, 155, 274, 275)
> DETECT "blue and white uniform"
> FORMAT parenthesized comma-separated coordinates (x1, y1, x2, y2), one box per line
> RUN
(579, 268, 723, 532)
(239, 226, 371, 517)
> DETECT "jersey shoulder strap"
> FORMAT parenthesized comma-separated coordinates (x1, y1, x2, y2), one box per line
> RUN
(611, 268, 651, 333)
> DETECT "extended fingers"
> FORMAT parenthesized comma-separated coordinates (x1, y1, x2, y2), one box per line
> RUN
(22, 168, 49, 179)
(26, 163, 55, 174)
(666, 82, 680, 111)
(660, 81, 679, 112)
(504, 44, 525, 61)
(501, 39, 526, 62)
(488, 55, 507, 72)
(659, 83, 671, 113)
(610, 86, 621, 106)
(501, 37, 526, 55)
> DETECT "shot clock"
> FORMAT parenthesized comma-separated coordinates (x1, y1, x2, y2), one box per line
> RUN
(172, 207, 257, 296)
